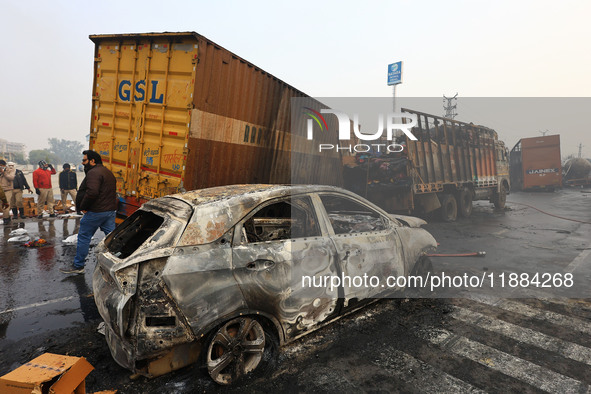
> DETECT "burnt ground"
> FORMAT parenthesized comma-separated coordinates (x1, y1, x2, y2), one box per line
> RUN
(1, 188, 591, 393)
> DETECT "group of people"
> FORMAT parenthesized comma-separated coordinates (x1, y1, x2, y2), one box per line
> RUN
(0, 159, 79, 223)
(1, 150, 117, 275)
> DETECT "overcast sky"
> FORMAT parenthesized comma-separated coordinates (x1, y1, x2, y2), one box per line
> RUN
(1, 0, 590, 157)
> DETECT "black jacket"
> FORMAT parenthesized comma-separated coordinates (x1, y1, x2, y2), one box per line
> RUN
(76, 164, 117, 212)
(13, 169, 30, 191)
(59, 170, 78, 190)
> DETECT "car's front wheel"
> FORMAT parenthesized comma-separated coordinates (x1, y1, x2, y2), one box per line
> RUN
(405, 255, 434, 297)
(204, 317, 278, 385)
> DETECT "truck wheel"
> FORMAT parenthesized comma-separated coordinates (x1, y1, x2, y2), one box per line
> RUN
(458, 189, 473, 218)
(439, 193, 457, 222)
(493, 185, 507, 209)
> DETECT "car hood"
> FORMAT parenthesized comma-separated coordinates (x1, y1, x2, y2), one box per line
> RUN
(389, 214, 427, 228)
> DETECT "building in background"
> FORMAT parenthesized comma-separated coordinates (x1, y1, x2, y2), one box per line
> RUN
(0, 138, 26, 162)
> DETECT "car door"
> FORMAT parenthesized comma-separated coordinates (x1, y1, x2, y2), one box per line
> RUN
(315, 193, 405, 304)
(231, 194, 340, 340)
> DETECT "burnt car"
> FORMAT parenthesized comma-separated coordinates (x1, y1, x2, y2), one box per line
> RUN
(93, 184, 437, 384)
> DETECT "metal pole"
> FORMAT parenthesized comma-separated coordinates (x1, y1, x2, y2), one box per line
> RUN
(392, 84, 397, 113)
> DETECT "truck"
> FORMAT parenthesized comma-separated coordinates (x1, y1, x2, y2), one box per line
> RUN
(343, 109, 510, 221)
(509, 135, 562, 191)
(88, 32, 344, 218)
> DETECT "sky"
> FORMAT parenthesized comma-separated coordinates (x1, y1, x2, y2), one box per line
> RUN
(1, 0, 590, 157)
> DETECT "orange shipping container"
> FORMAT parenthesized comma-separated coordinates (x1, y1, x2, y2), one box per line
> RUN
(510, 135, 562, 191)
(88, 32, 343, 217)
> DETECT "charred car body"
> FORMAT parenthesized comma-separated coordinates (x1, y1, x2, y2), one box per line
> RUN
(93, 185, 437, 384)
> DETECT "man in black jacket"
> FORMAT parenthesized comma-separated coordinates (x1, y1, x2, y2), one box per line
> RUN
(9, 162, 32, 219)
(61, 150, 117, 274)
(58, 163, 77, 214)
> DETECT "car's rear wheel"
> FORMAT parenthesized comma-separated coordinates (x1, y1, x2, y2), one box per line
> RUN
(205, 317, 277, 385)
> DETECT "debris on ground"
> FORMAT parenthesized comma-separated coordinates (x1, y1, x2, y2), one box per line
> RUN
(23, 239, 48, 248)
(8, 228, 28, 237)
(63, 234, 78, 244)
(58, 213, 83, 219)
(7, 235, 31, 243)
(0, 353, 94, 393)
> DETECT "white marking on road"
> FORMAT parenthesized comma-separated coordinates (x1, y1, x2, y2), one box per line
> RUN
(420, 328, 588, 393)
(0, 296, 76, 315)
(565, 247, 591, 273)
(451, 306, 591, 365)
(375, 347, 485, 393)
(477, 298, 591, 336)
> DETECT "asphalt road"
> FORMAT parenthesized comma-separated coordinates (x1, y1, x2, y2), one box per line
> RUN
(0, 188, 590, 393)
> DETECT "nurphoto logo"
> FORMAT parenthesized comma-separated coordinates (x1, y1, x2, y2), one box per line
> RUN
(305, 109, 419, 153)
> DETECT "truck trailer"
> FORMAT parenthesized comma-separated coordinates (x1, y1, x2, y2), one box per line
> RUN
(509, 135, 562, 191)
(343, 109, 510, 221)
(88, 32, 343, 218)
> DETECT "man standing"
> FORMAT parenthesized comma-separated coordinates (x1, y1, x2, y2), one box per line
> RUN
(10, 162, 33, 219)
(33, 160, 57, 218)
(0, 159, 16, 224)
(0, 186, 8, 213)
(61, 150, 117, 274)
(59, 163, 78, 214)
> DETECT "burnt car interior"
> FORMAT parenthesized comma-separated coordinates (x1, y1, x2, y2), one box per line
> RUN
(105, 210, 164, 258)
(242, 197, 320, 243)
(320, 195, 387, 234)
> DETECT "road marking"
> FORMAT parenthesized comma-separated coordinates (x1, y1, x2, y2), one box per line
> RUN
(565, 247, 591, 273)
(451, 306, 591, 365)
(492, 229, 508, 237)
(374, 347, 486, 393)
(0, 296, 76, 315)
(420, 328, 587, 393)
(476, 298, 591, 336)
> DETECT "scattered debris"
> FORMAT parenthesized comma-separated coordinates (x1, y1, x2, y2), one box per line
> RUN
(8, 235, 31, 243)
(23, 239, 48, 248)
(8, 228, 28, 237)
(58, 213, 83, 219)
(63, 234, 78, 245)
(0, 353, 94, 393)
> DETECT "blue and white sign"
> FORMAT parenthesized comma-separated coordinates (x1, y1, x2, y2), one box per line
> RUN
(387, 61, 403, 85)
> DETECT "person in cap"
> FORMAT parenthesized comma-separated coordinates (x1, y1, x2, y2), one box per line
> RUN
(9, 161, 32, 219)
(61, 150, 117, 274)
(32, 160, 57, 218)
(59, 163, 78, 214)
(0, 159, 16, 224)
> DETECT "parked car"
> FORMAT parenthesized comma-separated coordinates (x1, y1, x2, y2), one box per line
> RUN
(93, 184, 437, 384)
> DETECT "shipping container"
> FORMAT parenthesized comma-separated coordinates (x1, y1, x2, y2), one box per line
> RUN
(88, 32, 343, 218)
(510, 135, 562, 191)
(343, 109, 510, 221)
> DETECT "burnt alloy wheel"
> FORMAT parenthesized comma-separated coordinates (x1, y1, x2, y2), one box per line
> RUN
(493, 185, 507, 209)
(458, 189, 473, 218)
(205, 317, 277, 385)
(439, 193, 458, 222)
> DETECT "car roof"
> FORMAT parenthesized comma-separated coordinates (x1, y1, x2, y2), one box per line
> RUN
(167, 184, 347, 207)
(158, 184, 363, 246)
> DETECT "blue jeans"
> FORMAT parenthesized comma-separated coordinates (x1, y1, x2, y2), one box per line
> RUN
(74, 211, 116, 268)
